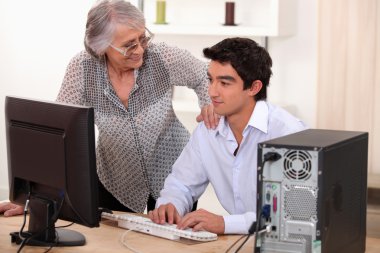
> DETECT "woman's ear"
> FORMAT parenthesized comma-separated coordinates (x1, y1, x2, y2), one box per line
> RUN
(248, 80, 263, 97)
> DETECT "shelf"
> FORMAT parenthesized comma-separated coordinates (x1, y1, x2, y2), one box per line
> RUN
(148, 24, 283, 37)
(143, 0, 297, 37)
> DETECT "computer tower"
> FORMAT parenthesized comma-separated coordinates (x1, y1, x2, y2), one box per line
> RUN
(256, 129, 368, 253)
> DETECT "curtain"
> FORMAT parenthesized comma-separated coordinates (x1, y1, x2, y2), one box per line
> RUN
(317, 0, 380, 174)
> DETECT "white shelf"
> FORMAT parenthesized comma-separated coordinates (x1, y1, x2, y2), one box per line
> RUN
(143, 0, 297, 37)
(149, 24, 283, 37)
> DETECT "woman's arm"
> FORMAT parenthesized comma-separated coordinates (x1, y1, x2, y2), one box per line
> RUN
(56, 52, 87, 105)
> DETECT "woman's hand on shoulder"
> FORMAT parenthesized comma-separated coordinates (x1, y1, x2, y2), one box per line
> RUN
(0, 202, 24, 217)
(196, 104, 220, 129)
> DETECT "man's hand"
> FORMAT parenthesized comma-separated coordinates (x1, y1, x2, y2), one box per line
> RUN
(148, 203, 182, 225)
(0, 202, 24, 217)
(196, 104, 220, 129)
(177, 208, 225, 234)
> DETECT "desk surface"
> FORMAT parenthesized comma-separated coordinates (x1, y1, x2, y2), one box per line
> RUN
(0, 215, 253, 253)
(1, 215, 380, 253)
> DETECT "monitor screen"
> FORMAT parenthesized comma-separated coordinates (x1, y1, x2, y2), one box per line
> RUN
(5, 96, 99, 247)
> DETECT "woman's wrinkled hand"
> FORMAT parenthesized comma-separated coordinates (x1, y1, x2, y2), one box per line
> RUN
(196, 104, 220, 129)
(0, 202, 24, 217)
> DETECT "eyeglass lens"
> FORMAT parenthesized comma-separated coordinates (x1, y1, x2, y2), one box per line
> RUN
(125, 33, 152, 54)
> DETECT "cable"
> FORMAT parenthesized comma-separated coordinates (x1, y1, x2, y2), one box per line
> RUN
(43, 246, 53, 253)
(20, 220, 71, 253)
(227, 221, 255, 253)
(263, 152, 281, 162)
(120, 229, 143, 253)
(19, 199, 30, 239)
(56, 222, 74, 228)
(233, 225, 273, 253)
(223, 235, 246, 253)
(16, 236, 30, 253)
(16, 193, 31, 253)
(16, 195, 65, 253)
(254, 152, 281, 253)
(234, 234, 253, 253)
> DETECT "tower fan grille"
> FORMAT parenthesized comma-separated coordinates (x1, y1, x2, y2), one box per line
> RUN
(283, 150, 312, 180)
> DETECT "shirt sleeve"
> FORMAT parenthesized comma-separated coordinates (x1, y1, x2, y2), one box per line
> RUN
(223, 211, 256, 234)
(56, 52, 86, 105)
(156, 124, 210, 216)
(157, 43, 210, 108)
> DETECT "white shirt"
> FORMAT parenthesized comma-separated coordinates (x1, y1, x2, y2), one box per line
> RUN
(156, 101, 307, 234)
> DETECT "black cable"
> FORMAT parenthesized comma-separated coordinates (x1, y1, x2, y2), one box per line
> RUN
(16, 195, 65, 253)
(254, 152, 281, 253)
(56, 222, 74, 228)
(224, 235, 246, 253)
(228, 153, 281, 253)
(25, 220, 71, 253)
(227, 222, 256, 253)
(43, 246, 53, 253)
(18, 200, 29, 239)
(16, 236, 29, 253)
(16, 193, 31, 253)
(254, 159, 268, 253)
(234, 234, 252, 253)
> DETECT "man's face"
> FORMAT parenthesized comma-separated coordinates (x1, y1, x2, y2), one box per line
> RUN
(207, 61, 255, 118)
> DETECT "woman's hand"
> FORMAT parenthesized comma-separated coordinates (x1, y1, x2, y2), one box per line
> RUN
(0, 202, 24, 217)
(196, 104, 220, 129)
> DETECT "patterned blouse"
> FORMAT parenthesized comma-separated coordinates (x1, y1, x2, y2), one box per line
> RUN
(56, 42, 210, 212)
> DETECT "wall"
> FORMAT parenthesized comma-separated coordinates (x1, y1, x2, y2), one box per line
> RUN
(149, 0, 317, 127)
(0, 0, 317, 204)
(0, 0, 94, 199)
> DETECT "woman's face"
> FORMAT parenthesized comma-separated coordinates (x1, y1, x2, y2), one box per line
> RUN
(106, 24, 148, 70)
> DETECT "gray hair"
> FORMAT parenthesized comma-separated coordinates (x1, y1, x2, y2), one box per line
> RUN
(84, 0, 145, 59)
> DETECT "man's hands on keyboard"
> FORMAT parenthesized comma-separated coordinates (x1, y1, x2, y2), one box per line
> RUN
(148, 203, 181, 225)
(149, 203, 225, 234)
(177, 209, 225, 234)
(101, 212, 217, 242)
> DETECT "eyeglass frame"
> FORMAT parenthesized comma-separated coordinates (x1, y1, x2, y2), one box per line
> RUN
(109, 27, 154, 57)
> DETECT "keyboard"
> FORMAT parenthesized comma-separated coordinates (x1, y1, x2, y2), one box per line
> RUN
(101, 212, 218, 242)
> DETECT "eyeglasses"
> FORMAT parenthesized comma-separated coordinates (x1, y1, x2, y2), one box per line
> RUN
(109, 28, 154, 57)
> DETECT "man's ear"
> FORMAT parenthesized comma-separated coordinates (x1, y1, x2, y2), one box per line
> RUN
(248, 80, 263, 97)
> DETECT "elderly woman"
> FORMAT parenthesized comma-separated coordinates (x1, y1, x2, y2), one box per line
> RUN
(0, 0, 218, 216)
(0, 0, 217, 216)
(58, 0, 219, 213)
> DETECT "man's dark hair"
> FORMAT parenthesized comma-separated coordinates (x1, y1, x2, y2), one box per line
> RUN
(203, 38, 272, 101)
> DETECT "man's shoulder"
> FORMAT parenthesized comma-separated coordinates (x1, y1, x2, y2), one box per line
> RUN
(190, 122, 220, 143)
(267, 102, 307, 134)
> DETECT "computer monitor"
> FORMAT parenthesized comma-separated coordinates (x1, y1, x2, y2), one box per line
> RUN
(5, 96, 99, 247)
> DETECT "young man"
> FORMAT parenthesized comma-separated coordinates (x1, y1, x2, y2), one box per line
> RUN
(148, 38, 307, 234)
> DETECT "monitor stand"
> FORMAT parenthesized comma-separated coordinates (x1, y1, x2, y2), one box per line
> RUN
(10, 195, 86, 247)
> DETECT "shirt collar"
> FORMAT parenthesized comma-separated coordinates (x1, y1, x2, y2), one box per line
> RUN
(215, 116, 239, 141)
(247, 100, 269, 134)
(215, 100, 269, 137)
